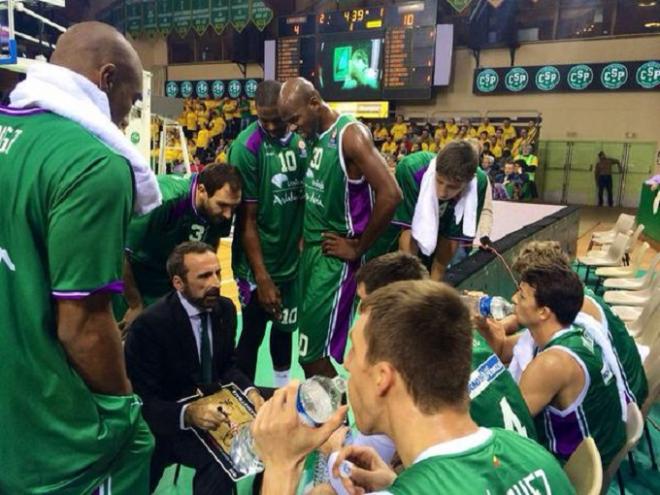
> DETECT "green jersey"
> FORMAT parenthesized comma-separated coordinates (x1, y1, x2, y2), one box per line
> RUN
(125, 174, 231, 303)
(535, 326, 626, 467)
(393, 151, 488, 241)
(304, 114, 373, 243)
(0, 108, 152, 493)
(470, 333, 537, 440)
(229, 123, 306, 283)
(384, 428, 574, 495)
(584, 287, 648, 405)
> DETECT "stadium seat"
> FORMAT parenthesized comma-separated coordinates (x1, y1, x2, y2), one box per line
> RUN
(564, 437, 602, 495)
(641, 349, 660, 471)
(595, 242, 650, 279)
(578, 233, 628, 281)
(603, 278, 660, 306)
(603, 252, 659, 291)
(588, 214, 635, 250)
(602, 402, 644, 495)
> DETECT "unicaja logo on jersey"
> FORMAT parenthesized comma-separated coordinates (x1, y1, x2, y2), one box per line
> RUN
(271, 173, 289, 188)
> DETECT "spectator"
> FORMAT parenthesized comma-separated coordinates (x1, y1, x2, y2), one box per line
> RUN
(239, 96, 251, 131)
(477, 117, 495, 136)
(435, 127, 450, 150)
(381, 134, 397, 155)
(488, 134, 503, 159)
(494, 127, 504, 146)
(196, 102, 209, 132)
(195, 122, 211, 156)
(512, 128, 530, 156)
(396, 141, 408, 161)
(446, 116, 459, 138)
(373, 122, 389, 143)
(433, 119, 446, 140)
(515, 143, 539, 182)
(593, 151, 623, 207)
(455, 124, 468, 140)
(478, 130, 489, 145)
(500, 117, 517, 142)
(480, 153, 496, 179)
(419, 129, 433, 151)
(185, 103, 198, 138)
(390, 114, 407, 142)
(222, 97, 237, 136)
(209, 110, 226, 148)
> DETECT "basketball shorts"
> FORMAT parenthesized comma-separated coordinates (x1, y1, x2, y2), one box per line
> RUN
(236, 277, 300, 334)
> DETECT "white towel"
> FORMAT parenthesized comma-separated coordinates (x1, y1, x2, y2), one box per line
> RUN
(509, 329, 535, 383)
(411, 159, 479, 256)
(10, 63, 161, 215)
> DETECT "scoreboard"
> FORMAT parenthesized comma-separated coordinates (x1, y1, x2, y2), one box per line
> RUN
(276, 1, 440, 100)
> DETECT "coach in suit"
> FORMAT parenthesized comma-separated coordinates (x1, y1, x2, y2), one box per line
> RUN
(125, 241, 264, 494)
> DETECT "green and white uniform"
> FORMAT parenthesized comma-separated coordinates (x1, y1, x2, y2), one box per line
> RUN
(0, 107, 153, 494)
(392, 151, 488, 267)
(126, 174, 231, 305)
(377, 428, 574, 495)
(535, 326, 626, 467)
(299, 114, 373, 364)
(230, 123, 306, 331)
(470, 333, 537, 439)
(584, 287, 648, 405)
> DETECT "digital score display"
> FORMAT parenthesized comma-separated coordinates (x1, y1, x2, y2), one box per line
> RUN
(383, 26, 436, 99)
(278, 14, 315, 37)
(318, 7, 386, 33)
(276, 37, 301, 81)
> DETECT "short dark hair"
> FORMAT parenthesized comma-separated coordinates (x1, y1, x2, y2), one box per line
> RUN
(521, 263, 584, 326)
(255, 80, 282, 108)
(361, 280, 472, 413)
(198, 163, 241, 196)
(166, 241, 215, 280)
(356, 252, 429, 294)
(435, 140, 478, 183)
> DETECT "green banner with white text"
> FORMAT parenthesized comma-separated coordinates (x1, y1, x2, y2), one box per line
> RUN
(192, 0, 211, 34)
(250, 0, 273, 31)
(173, 0, 193, 37)
(229, 0, 250, 33)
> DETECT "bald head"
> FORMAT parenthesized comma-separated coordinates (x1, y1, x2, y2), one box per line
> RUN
(51, 22, 143, 127)
(279, 77, 324, 139)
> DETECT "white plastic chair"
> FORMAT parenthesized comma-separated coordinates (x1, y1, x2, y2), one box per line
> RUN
(564, 437, 602, 495)
(625, 290, 660, 334)
(589, 213, 635, 249)
(629, 303, 659, 348)
(579, 233, 628, 281)
(603, 253, 659, 290)
(596, 243, 650, 279)
(603, 277, 660, 306)
(601, 402, 644, 495)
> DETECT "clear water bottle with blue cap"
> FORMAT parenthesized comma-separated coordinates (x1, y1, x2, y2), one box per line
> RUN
(230, 376, 347, 476)
(461, 294, 514, 320)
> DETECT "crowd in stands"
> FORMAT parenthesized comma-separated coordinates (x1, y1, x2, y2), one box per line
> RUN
(153, 100, 541, 201)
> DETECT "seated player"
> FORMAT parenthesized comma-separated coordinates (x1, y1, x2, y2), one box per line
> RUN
(506, 241, 648, 406)
(478, 262, 626, 467)
(121, 164, 241, 326)
(251, 280, 574, 495)
(392, 143, 492, 279)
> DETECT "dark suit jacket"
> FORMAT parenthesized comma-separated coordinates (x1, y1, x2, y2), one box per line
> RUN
(125, 291, 252, 438)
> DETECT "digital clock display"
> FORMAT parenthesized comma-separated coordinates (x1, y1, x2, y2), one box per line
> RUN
(318, 8, 385, 33)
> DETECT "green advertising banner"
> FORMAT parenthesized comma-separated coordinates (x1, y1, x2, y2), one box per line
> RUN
(157, 0, 174, 35)
(230, 0, 250, 33)
(192, 0, 211, 34)
(211, 0, 230, 34)
(173, 0, 193, 37)
(125, 0, 143, 38)
(143, 1, 159, 37)
(474, 60, 660, 95)
(250, 0, 273, 31)
(447, 0, 473, 13)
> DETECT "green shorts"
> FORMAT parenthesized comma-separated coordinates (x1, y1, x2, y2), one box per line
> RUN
(236, 277, 300, 333)
(298, 243, 361, 365)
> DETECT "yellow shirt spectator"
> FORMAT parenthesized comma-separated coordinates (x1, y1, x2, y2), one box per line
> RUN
(381, 140, 397, 154)
(196, 128, 210, 150)
(446, 122, 459, 138)
(204, 100, 220, 111)
(197, 109, 209, 129)
(186, 111, 198, 131)
(210, 116, 226, 138)
(216, 149, 227, 164)
(468, 127, 478, 138)
(177, 112, 187, 127)
(477, 124, 495, 136)
(501, 123, 517, 142)
(391, 123, 407, 142)
(427, 142, 438, 153)
(490, 144, 503, 159)
(375, 127, 389, 141)
(249, 100, 257, 117)
(223, 99, 237, 120)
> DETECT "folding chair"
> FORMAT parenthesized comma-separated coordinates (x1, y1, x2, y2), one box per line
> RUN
(564, 437, 602, 495)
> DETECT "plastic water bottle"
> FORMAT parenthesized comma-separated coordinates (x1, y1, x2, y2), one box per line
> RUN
(460, 295, 514, 320)
(230, 376, 347, 476)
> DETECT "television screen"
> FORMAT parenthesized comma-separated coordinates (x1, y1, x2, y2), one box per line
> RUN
(317, 32, 384, 101)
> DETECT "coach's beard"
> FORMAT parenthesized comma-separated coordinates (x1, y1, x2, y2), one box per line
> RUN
(183, 286, 220, 310)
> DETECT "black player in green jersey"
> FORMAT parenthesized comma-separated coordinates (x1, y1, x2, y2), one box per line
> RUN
(278, 78, 401, 377)
(251, 281, 572, 495)
(121, 164, 241, 327)
(230, 81, 307, 385)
